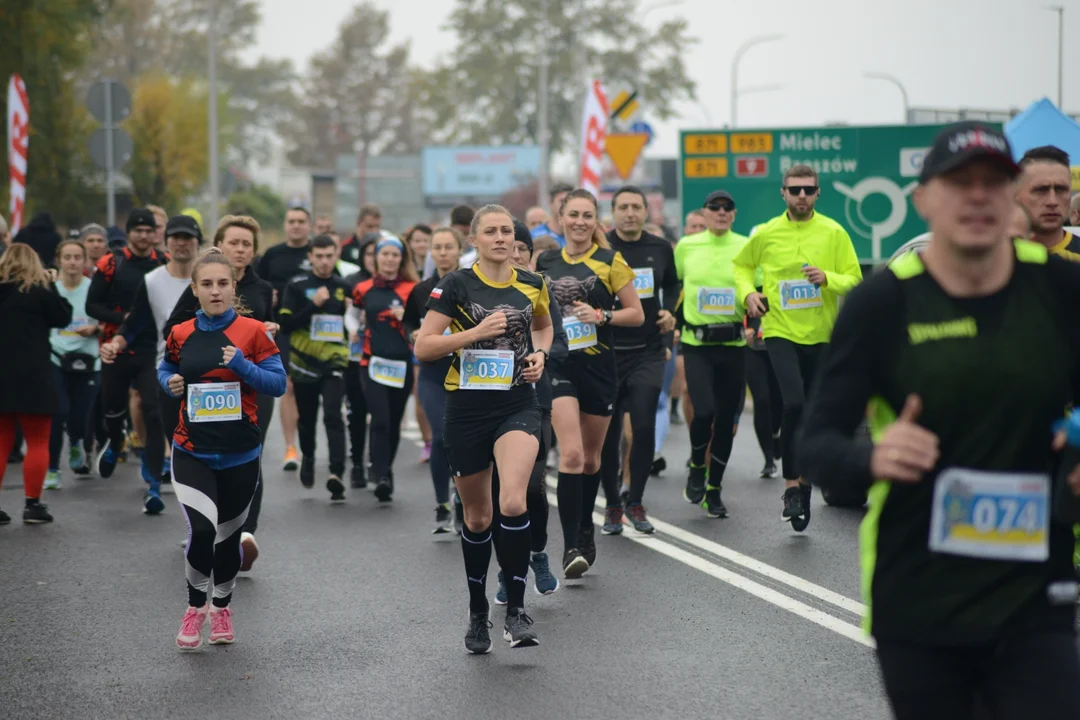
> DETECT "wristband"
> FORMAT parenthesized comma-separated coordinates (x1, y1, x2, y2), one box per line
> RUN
(595, 307, 603, 324)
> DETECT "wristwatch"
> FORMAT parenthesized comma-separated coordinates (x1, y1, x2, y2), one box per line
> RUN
(602, 309, 613, 326)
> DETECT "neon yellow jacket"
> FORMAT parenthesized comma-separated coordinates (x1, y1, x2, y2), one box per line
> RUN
(733, 211, 862, 346)
(674, 229, 749, 347)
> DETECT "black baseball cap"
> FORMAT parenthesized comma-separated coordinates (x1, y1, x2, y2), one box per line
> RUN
(919, 122, 1021, 183)
(513, 220, 534, 252)
(165, 214, 202, 241)
(126, 208, 157, 232)
(703, 190, 735, 208)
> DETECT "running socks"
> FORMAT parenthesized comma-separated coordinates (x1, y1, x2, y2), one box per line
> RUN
(461, 525, 493, 613)
(526, 486, 549, 553)
(556, 472, 583, 549)
(499, 512, 531, 609)
(579, 471, 603, 526)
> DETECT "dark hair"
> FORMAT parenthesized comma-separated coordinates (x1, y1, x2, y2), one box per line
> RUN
(549, 182, 574, 201)
(403, 224, 433, 243)
(611, 185, 647, 210)
(310, 234, 336, 251)
(558, 188, 610, 249)
(1019, 145, 1070, 170)
(782, 164, 819, 185)
(285, 206, 311, 220)
(357, 205, 382, 222)
(450, 205, 475, 228)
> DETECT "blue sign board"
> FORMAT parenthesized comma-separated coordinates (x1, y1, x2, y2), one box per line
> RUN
(422, 145, 541, 198)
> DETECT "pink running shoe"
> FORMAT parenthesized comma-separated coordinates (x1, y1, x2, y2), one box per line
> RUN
(420, 442, 431, 463)
(176, 605, 208, 650)
(208, 606, 236, 645)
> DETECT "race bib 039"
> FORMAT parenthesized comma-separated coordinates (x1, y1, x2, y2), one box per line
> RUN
(563, 317, 598, 352)
(778, 279, 823, 310)
(928, 468, 1050, 562)
(310, 314, 345, 343)
(632, 268, 655, 299)
(459, 348, 514, 390)
(696, 287, 736, 316)
(368, 356, 408, 388)
(187, 382, 242, 423)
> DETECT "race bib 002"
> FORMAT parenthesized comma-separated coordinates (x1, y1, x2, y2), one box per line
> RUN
(778, 279, 822, 310)
(928, 468, 1050, 562)
(696, 287, 736, 316)
(563, 317, 598, 352)
(310, 314, 345, 343)
(459, 348, 513, 390)
(368, 356, 407, 388)
(187, 382, 242, 423)
(632, 268, 655, 299)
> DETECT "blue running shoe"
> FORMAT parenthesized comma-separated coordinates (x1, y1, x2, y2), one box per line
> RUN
(494, 570, 508, 606)
(144, 490, 165, 515)
(530, 552, 559, 595)
(96, 440, 118, 479)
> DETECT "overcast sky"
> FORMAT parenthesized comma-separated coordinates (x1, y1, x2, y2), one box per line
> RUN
(250, 0, 1076, 159)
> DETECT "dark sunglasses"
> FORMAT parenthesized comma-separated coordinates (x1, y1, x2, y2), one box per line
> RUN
(784, 185, 819, 196)
(704, 201, 735, 212)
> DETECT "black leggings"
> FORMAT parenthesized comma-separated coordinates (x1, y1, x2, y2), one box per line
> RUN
(745, 347, 783, 463)
(876, 632, 1080, 720)
(493, 409, 551, 555)
(244, 395, 274, 534)
(345, 360, 368, 469)
(599, 350, 664, 507)
(294, 373, 346, 476)
(101, 353, 164, 479)
(173, 451, 261, 608)
(683, 344, 746, 487)
(48, 368, 100, 470)
(363, 365, 414, 481)
(764, 338, 825, 481)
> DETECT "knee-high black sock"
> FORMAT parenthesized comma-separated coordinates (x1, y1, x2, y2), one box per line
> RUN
(526, 486, 548, 553)
(580, 471, 602, 528)
(460, 525, 492, 613)
(498, 512, 531, 609)
(556, 471, 582, 550)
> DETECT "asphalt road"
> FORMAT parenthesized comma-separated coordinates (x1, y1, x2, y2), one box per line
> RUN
(0, 403, 890, 720)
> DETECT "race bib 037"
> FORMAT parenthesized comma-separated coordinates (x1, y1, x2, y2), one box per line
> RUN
(459, 348, 514, 390)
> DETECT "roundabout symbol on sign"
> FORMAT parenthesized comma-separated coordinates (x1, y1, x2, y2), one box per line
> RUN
(832, 177, 918, 260)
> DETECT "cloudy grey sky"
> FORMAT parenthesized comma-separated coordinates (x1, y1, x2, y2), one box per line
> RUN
(251, 0, 1076, 159)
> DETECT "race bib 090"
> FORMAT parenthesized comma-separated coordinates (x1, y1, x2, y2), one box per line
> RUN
(187, 382, 242, 423)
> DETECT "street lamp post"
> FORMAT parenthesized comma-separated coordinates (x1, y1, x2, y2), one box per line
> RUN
(1044, 5, 1065, 107)
(537, 0, 551, 207)
(208, 0, 220, 230)
(731, 34, 784, 128)
(865, 72, 910, 124)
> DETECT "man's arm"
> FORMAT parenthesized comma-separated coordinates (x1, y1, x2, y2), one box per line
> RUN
(823, 227, 864, 296)
(733, 234, 762, 304)
(118, 278, 153, 345)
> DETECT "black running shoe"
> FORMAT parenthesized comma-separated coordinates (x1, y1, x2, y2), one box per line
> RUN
(760, 462, 778, 479)
(23, 502, 53, 524)
(503, 607, 538, 648)
(327, 474, 346, 502)
(0, 508, 10, 525)
(703, 486, 728, 519)
(782, 486, 806, 521)
(464, 611, 493, 654)
(626, 503, 656, 533)
(650, 455, 667, 476)
(433, 504, 453, 534)
(578, 524, 596, 566)
(790, 484, 812, 532)
(350, 464, 367, 489)
(562, 548, 589, 579)
(684, 464, 706, 504)
(300, 456, 315, 488)
(374, 476, 393, 502)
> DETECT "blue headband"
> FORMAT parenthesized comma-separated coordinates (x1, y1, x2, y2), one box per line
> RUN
(375, 237, 404, 254)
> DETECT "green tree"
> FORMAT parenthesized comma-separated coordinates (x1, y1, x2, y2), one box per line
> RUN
(425, 0, 696, 154)
(225, 183, 287, 234)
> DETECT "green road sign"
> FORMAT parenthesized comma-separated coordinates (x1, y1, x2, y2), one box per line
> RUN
(679, 123, 1002, 261)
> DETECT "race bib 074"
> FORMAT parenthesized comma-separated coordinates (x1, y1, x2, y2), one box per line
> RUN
(187, 382, 242, 423)
(368, 356, 407, 388)
(778, 279, 822, 310)
(459, 348, 513, 390)
(632, 268, 655, 299)
(563, 317, 598, 352)
(310, 314, 345, 343)
(696, 287, 735, 316)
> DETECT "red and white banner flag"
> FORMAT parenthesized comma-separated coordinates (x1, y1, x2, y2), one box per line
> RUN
(578, 80, 608, 198)
(8, 74, 30, 235)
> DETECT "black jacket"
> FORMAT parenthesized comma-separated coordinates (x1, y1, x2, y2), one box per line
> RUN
(0, 281, 73, 414)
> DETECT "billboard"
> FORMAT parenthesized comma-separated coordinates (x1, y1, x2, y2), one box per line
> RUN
(422, 145, 541, 200)
(679, 123, 993, 261)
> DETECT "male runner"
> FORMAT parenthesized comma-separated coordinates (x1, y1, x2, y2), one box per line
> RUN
(340, 205, 381, 265)
(1015, 145, 1080, 260)
(531, 182, 572, 248)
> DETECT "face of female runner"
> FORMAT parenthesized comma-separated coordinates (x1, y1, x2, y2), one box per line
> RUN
(471, 212, 514, 263)
(217, 225, 255, 270)
(58, 243, 87, 280)
(376, 245, 403, 278)
(192, 261, 236, 316)
(560, 197, 598, 247)
(430, 230, 462, 274)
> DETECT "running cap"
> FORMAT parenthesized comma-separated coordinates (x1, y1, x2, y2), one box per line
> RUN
(919, 122, 1020, 183)
(703, 190, 734, 207)
(165, 214, 202, 241)
(126, 208, 157, 232)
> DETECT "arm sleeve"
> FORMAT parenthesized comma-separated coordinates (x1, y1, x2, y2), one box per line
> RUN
(119, 279, 153, 344)
(608, 252, 636, 295)
(733, 235, 761, 305)
(162, 285, 199, 340)
(403, 284, 425, 336)
(277, 283, 315, 333)
(158, 330, 182, 395)
(533, 277, 550, 319)
(229, 349, 287, 397)
(798, 274, 899, 494)
(547, 290, 569, 364)
(86, 256, 126, 324)
(661, 244, 680, 314)
(823, 227, 864, 296)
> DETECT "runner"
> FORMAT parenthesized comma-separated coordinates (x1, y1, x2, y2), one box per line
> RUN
(414, 203, 553, 653)
(349, 237, 418, 502)
(147, 205, 168, 252)
(743, 313, 783, 478)
(340, 205, 382, 265)
(531, 182, 572, 248)
(256, 207, 313, 471)
(277, 235, 353, 499)
(674, 190, 750, 517)
(0, 244, 73, 524)
(164, 217, 275, 571)
(683, 210, 707, 237)
(79, 224, 109, 269)
(86, 209, 169, 500)
(403, 225, 434, 461)
(733, 165, 862, 530)
(1015, 145, 1080, 260)
(525, 206, 548, 230)
(599, 185, 678, 533)
(800, 122, 1080, 720)
(423, 206, 476, 278)
(343, 233, 378, 489)
(47, 240, 100, 489)
(161, 251, 286, 650)
(535, 188, 643, 575)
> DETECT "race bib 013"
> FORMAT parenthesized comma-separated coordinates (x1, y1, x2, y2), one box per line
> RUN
(633, 268, 655, 299)
(310, 314, 345, 343)
(928, 468, 1050, 562)
(187, 382, 242, 423)
(696, 287, 736, 316)
(563, 317, 598, 352)
(459, 348, 513, 390)
(368, 356, 408, 388)
(778, 279, 823, 310)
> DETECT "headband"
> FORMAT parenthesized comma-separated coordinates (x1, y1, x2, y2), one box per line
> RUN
(376, 237, 404, 254)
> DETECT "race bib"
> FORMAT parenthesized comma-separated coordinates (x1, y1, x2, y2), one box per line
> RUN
(368, 356, 407, 388)
(59, 316, 90, 337)
(563, 317, 598, 351)
(459, 348, 513, 390)
(778, 279, 823, 310)
(348, 341, 364, 363)
(632, 268, 655, 299)
(696, 287, 736, 316)
(310, 314, 345, 342)
(186, 382, 242, 423)
(928, 468, 1050, 562)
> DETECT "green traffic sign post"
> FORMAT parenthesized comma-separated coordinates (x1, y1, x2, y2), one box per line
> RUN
(679, 123, 1002, 262)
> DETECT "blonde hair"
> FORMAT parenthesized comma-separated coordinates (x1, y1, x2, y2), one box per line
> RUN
(55, 239, 87, 262)
(469, 204, 513, 237)
(191, 248, 251, 315)
(559, 189, 610, 249)
(147, 205, 167, 224)
(0, 243, 49, 292)
(214, 214, 262, 254)
(431, 226, 465, 251)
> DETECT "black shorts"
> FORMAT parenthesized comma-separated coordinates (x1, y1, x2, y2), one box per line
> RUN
(549, 352, 617, 417)
(444, 386, 541, 478)
(614, 348, 666, 393)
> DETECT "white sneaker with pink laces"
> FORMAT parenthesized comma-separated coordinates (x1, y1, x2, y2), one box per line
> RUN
(208, 606, 235, 645)
(176, 605, 208, 650)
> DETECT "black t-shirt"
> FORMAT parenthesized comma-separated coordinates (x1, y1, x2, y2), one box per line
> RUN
(406, 273, 455, 378)
(606, 229, 679, 352)
(86, 247, 168, 346)
(257, 242, 311, 309)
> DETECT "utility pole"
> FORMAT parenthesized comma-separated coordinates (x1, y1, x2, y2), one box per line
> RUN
(537, 0, 551, 207)
(208, 0, 220, 230)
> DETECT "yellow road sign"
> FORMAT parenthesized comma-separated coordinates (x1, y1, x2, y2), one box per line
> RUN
(610, 90, 640, 123)
(684, 133, 728, 156)
(730, 133, 773, 153)
(606, 133, 650, 180)
(684, 157, 729, 179)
